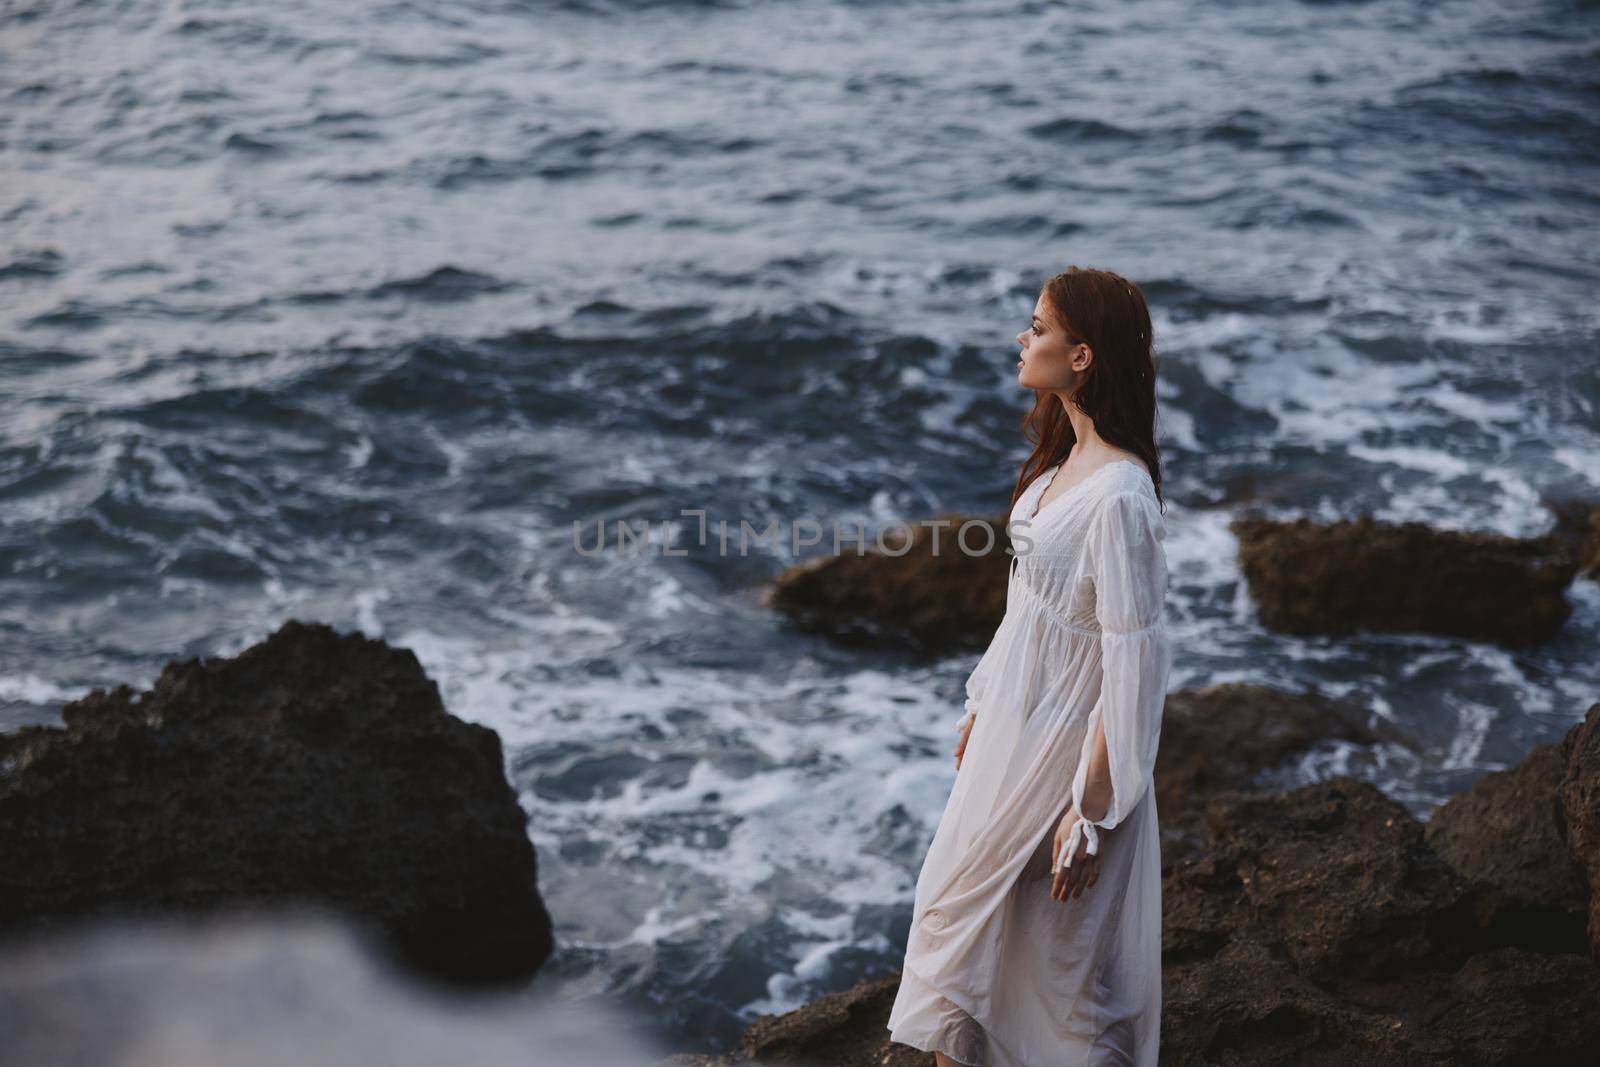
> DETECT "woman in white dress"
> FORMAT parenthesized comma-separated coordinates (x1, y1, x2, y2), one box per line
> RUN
(887, 267, 1174, 1067)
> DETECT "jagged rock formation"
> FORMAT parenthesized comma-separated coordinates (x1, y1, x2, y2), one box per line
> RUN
(0, 620, 553, 987)
(766, 512, 1013, 653)
(1230, 513, 1579, 646)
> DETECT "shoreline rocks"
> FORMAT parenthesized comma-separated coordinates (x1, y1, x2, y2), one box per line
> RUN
(765, 511, 1013, 654)
(663, 702, 1600, 1066)
(0, 620, 554, 987)
(1230, 513, 1580, 647)
(1155, 682, 1411, 866)
(1557, 703, 1600, 962)
(1425, 743, 1589, 953)
(767, 501, 1597, 652)
(5, 611, 1595, 1062)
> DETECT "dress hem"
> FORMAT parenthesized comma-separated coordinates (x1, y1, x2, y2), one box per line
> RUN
(885, 1028, 986, 1067)
(892, 957, 997, 1066)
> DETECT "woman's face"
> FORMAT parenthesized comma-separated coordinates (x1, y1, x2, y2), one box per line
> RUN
(1015, 292, 1090, 393)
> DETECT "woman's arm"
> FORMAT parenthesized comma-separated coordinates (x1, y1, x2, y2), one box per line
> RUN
(1075, 716, 1112, 824)
(1056, 490, 1174, 873)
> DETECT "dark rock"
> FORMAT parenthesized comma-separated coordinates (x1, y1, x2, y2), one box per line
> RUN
(1544, 498, 1600, 581)
(0, 620, 553, 987)
(652, 972, 928, 1067)
(1165, 778, 1476, 983)
(1163, 939, 1600, 1067)
(1557, 703, 1600, 961)
(690, 766, 1600, 1065)
(1156, 683, 1406, 865)
(765, 512, 1012, 654)
(1160, 939, 1405, 1066)
(1425, 743, 1588, 952)
(738, 973, 923, 1066)
(1161, 776, 1600, 1064)
(1230, 513, 1579, 646)
(1422, 947, 1600, 1065)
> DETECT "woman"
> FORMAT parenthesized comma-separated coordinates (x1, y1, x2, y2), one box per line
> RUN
(886, 267, 1174, 1067)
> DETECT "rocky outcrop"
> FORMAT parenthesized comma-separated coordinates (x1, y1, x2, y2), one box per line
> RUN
(1230, 513, 1579, 646)
(766, 512, 1012, 653)
(1557, 703, 1600, 960)
(1425, 743, 1588, 952)
(768, 502, 1593, 652)
(1156, 683, 1407, 865)
(1164, 779, 1477, 983)
(1161, 768, 1600, 1065)
(667, 705, 1600, 1066)
(654, 973, 923, 1067)
(0, 620, 553, 987)
(1545, 498, 1600, 581)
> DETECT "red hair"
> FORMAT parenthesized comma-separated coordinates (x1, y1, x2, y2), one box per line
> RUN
(1009, 266, 1165, 513)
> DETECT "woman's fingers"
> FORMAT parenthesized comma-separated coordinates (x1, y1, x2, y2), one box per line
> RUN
(953, 716, 973, 768)
(1051, 837, 1071, 899)
(1070, 856, 1099, 899)
(1052, 846, 1076, 901)
(1048, 840, 1103, 903)
(1063, 863, 1083, 901)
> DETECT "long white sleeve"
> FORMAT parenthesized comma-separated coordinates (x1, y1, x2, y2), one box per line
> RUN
(958, 655, 989, 732)
(1061, 490, 1173, 865)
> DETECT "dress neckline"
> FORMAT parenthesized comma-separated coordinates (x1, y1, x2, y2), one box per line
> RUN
(1026, 457, 1143, 523)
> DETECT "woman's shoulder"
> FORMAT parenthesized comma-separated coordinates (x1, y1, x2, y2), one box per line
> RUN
(1097, 454, 1155, 498)
(1091, 460, 1164, 535)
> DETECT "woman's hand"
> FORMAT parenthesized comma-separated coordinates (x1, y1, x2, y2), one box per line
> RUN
(1051, 807, 1101, 903)
(954, 710, 976, 770)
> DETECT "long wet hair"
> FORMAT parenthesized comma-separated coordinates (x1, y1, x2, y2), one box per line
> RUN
(1008, 266, 1165, 513)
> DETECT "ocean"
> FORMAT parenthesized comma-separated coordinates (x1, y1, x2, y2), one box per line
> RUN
(2, 0, 1598, 1054)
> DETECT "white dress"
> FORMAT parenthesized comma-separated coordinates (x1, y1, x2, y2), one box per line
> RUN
(886, 457, 1174, 1067)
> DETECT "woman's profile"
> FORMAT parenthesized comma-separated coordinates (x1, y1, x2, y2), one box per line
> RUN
(886, 267, 1174, 1067)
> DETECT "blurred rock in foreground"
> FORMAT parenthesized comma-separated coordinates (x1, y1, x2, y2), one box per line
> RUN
(0, 910, 659, 1067)
(0, 620, 553, 986)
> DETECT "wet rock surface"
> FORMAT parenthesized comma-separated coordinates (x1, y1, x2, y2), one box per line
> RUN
(1425, 742, 1589, 952)
(766, 505, 1589, 653)
(765, 511, 1013, 654)
(0, 620, 553, 987)
(1155, 683, 1409, 866)
(664, 704, 1600, 1066)
(1230, 513, 1579, 647)
(1557, 703, 1600, 961)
